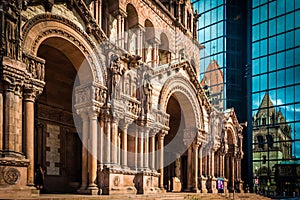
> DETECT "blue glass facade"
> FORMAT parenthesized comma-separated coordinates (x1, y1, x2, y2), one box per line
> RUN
(251, 0, 300, 195)
(192, 0, 247, 122)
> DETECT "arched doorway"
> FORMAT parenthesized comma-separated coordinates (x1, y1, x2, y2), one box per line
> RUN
(162, 91, 200, 191)
(225, 129, 235, 192)
(34, 37, 89, 193)
(164, 95, 186, 191)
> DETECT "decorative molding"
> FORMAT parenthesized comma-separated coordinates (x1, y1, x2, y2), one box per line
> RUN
(2, 167, 20, 185)
(21, 13, 106, 82)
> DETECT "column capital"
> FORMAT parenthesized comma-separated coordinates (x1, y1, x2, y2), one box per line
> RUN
(158, 130, 167, 140)
(23, 86, 42, 102)
(112, 8, 127, 18)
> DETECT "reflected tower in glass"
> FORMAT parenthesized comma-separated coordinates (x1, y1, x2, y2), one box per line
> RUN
(251, 0, 300, 195)
(192, 0, 250, 189)
(192, 0, 247, 120)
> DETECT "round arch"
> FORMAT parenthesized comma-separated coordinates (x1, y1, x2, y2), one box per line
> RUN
(225, 122, 238, 146)
(22, 14, 105, 84)
(159, 75, 203, 130)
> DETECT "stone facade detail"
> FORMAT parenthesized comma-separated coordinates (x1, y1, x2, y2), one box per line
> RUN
(0, 0, 244, 197)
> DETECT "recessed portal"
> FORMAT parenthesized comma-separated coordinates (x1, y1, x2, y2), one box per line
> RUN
(34, 39, 83, 193)
(164, 95, 188, 191)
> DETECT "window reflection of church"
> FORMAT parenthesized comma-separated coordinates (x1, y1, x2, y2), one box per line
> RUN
(252, 92, 300, 196)
(200, 60, 224, 111)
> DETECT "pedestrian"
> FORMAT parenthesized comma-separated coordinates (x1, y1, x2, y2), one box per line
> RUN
(35, 164, 45, 191)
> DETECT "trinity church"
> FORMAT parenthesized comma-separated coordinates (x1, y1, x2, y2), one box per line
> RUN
(0, 0, 243, 197)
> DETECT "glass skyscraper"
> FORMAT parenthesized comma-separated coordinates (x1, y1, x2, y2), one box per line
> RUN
(192, 0, 250, 190)
(192, 0, 247, 121)
(251, 0, 300, 195)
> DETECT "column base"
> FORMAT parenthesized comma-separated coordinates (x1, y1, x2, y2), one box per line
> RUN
(159, 187, 166, 193)
(0, 157, 38, 198)
(200, 176, 208, 193)
(77, 187, 99, 195)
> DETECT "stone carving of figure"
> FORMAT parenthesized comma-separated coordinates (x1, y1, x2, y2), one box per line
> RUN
(41, 64, 45, 81)
(36, 63, 42, 80)
(6, 20, 16, 59)
(109, 55, 125, 100)
(142, 72, 153, 114)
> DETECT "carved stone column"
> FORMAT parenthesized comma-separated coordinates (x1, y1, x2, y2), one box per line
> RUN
(209, 148, 218, 193)
(24, 89, 38, 187)
(137, 127, 144, 170)
(199, 146, 208, 193)
(121, 122, 129, 168)
(0, 84, 3, 150)
(4, 81, 16, 152)
(79, 112, 89, 190)
(14, 86, 23, 153)
(104, 112, 111, 165)
(158, 131, 165, 190)
(192, 143, 200, 192)
(150, 38, 160, 67)
(149, 132, 155, 170)
(143, 128, 149, 170)
(98, 112, 105, 170)
(136, 25, 145, 57)
(187, 146, 192, 190)
(116, 10, 126, 49)
(111, 116, 119, 166)
(87, 109, 99, 194)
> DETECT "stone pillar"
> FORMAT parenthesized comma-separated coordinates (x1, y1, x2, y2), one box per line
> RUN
(0, 85, 3, 150)
(187, 146, 192, 190)
(13, 86, 22, 153)
(121, 123, 128, 168)
(98, 114, 105, 170)
(104, 115, 111, 165)
(4, 82, 16, 152)
(158, 132, 165, 189)
(87, 110, 99, 194)
(111, 117, 119, 166)
(94, 0, 102, 26)
(24, 90, 37, 187)
(137, 25, 145, 57)
(231, 156, 235, 191)
(192, 144, 199, 192)
(210, 149, 218, 193)
(199, 146, 208, 193)
(151, 38, 160, 67)
(115, 9, 126, 49)
(80, 112, 89, 190)
(134, 129, 138, 170)
(143, 128, 149, 170)
(150, 133, 155, 170)
(137, 127, 144, 170)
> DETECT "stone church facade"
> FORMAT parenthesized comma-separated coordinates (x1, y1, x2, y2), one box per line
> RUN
(0, 0, 244, 197)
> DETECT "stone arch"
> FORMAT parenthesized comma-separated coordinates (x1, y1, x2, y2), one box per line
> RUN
(226, 122, 237, 146)
(159, 32, 170, 65)
(22, 14, 105, 84)
(144, 19, 155, 63)
(126, 3, 139, 29)
(159, 75, 203, 130)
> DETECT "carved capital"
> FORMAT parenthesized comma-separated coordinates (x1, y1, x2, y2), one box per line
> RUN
(23, 88, 38, 102)
(22, 53, 45, 82)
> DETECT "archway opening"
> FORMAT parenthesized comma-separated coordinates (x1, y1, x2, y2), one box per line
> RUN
(34, 37, 90, 193)
(159, 33, 170, 65)
(144, 19, 154, 64)
(163, 92, 197, 192)
(125, 4, 139, 53)
(225, 130, 235, 192)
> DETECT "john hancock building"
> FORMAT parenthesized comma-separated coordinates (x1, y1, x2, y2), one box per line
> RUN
(0, 0, 244, 198)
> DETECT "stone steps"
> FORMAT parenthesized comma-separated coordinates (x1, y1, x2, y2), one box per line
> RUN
(3, 193, 273, 200)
